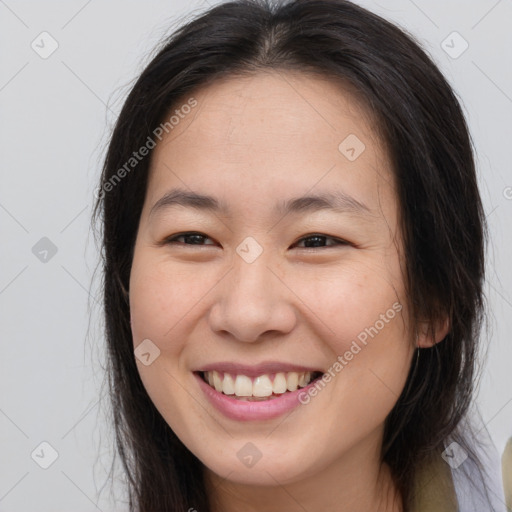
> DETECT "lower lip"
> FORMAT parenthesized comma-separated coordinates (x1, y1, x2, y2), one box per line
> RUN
(194, 372, 321, 422)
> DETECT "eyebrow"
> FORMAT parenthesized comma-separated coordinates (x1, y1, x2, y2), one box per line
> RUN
(148, 187, 372, 219)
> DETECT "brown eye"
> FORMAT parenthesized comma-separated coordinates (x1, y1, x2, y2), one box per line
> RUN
(161, 232, 348, 249)
(293, 234, 348, 249)
(163, 232, 216, 246)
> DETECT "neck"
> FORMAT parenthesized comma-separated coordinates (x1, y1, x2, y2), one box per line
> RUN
(204, 438, 403, 512)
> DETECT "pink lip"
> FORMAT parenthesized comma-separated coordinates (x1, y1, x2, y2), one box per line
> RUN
(194, 371, 323, 422)
(195, 361, 322, 378)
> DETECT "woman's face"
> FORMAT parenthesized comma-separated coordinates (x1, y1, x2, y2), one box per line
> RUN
(129, 71, 416, 487)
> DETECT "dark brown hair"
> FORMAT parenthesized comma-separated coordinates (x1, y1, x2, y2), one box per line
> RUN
(92, 0, 494, 510)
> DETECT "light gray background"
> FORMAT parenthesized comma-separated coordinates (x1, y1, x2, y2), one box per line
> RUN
(1, 0, 511, 510)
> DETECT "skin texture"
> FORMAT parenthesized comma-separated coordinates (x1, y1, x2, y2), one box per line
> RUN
(129, 71, 449, 512)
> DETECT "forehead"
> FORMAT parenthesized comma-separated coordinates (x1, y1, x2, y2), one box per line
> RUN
(145, 71, 394, 220)
(154, 70, 381, 155)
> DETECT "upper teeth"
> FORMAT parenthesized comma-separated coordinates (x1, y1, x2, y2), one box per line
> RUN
(204, 371, 316, 397)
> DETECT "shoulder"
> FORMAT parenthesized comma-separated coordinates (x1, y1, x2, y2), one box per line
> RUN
(411, 449, 458, 512)
(412, 429, 508, 512)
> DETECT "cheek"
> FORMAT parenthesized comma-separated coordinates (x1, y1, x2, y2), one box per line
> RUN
(129, 257, 206, 344)
(292, 261, 405, 347)
(128, 257, 198, 428)
(293, 261, 411, 406)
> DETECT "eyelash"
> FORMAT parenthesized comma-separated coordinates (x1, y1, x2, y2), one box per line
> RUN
(161, 232, 348, 249)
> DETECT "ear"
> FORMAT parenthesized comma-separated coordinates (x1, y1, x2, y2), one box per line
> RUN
(416, 315, 450, 348)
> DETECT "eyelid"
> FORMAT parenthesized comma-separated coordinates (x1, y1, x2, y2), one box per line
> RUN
(293, 234, 348, 248)
(161, 231, 217, 246)
(161, 231, 349, 249)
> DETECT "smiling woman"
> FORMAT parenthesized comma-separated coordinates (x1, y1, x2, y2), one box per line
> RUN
(92, 1, 505, 511)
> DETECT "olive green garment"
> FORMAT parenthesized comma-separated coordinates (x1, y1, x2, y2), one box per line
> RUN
(411, 452, 459, 512)
(502, 437, 512, 512)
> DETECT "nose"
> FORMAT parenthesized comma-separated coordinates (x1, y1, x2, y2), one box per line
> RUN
(208, 252, 297, 343)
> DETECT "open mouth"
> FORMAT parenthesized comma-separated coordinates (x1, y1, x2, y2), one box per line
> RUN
(197, 370, 324, 401)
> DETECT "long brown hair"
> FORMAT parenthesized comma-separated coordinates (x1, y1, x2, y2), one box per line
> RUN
(91, 1, 494, 510)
